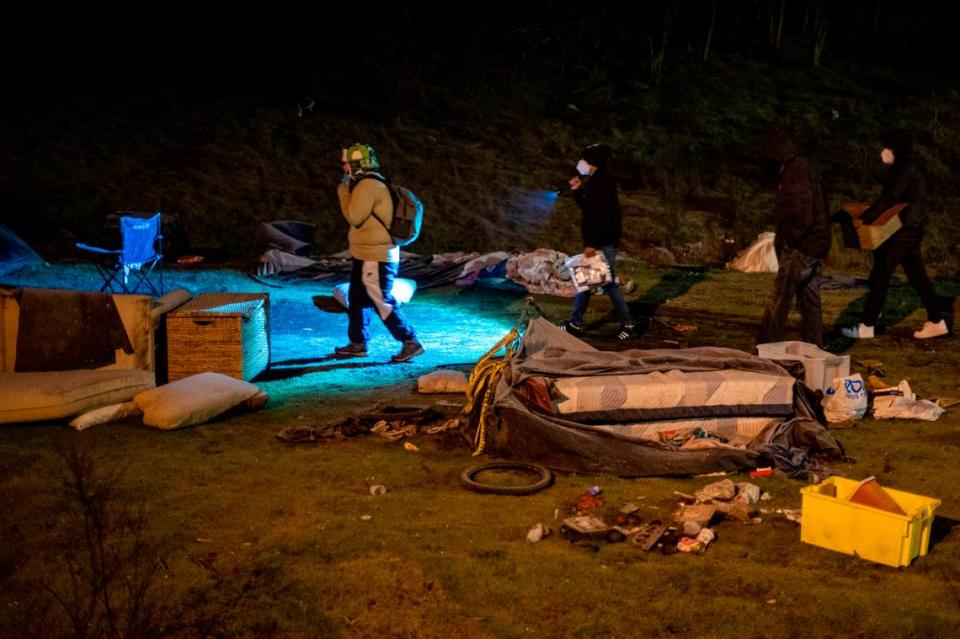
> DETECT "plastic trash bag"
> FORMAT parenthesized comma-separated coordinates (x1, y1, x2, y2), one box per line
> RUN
(728, 232, 778, 273)
(333, 278, 417, 309)
(822, 374, 868, 423)
(565, 252, 612, 293)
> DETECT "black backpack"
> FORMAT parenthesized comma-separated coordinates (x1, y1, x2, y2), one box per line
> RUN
(356, 174, 424, 247)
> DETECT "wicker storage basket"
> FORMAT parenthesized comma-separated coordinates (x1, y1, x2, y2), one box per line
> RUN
(166, 293, 269, 381)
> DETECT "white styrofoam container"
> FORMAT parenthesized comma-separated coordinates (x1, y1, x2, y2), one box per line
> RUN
(757, 341, 850, 392)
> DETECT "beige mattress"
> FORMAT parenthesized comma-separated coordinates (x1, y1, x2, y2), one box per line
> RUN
(0, 369, 156, 424)
(552, 369, 794, 421)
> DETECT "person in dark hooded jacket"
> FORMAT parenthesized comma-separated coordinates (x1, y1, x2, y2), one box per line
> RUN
(559, 143, 635, 341)
(840, 129, 946, 340)
(757, 127, 831, 347)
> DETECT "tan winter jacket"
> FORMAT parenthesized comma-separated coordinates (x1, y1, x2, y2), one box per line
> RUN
(338, 175, 398, 263)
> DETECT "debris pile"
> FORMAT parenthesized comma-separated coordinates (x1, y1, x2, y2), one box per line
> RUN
(534, 479, 788, 555)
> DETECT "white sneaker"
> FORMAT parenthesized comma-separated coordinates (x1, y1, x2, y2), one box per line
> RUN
(840, 323, 875, 339)
(914, 320, 948, 340)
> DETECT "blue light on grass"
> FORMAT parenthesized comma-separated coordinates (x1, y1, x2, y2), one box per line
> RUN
(5, 263, 516, 403)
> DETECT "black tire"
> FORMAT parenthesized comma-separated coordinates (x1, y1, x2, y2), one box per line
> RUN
(459, 462, 554, 496)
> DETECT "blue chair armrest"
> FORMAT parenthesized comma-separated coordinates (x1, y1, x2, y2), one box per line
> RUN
(75, 242, 122, 255)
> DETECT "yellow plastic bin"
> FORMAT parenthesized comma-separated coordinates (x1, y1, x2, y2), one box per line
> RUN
(800, 477, 941, 567)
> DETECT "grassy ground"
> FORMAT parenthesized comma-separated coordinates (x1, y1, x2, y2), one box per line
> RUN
(2, 265, 960, 638)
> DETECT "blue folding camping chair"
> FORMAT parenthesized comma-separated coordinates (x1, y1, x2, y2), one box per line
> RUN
(75, 212, 164, 296)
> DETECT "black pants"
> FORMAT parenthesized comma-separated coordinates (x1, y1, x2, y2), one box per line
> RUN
(347, 259, 416, 344)
(862, 234, 941, 326)
(758, 248, 824, 347)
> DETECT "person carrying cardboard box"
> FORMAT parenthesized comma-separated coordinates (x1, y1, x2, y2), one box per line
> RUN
(841, 129, 947, 340)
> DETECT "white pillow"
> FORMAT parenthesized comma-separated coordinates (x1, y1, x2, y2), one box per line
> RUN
(133, 372, 260, 430)
(417, 370, 468, 394)
(69, 401, 143, 431)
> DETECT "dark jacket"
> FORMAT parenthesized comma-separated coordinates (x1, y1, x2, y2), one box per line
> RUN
(861, 155, 927, 240)
(575, 168, 621, 248)
(773, 156, 831, 260)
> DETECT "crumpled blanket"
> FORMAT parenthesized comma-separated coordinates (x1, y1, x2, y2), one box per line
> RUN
(276, 405, 445, 443)
(754, 443, 833, 483)
(505, 248, 578, 297)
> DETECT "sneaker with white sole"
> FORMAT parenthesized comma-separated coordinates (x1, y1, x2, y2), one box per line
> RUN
(914, 319, 948, 340)
(392, 339, 424, 363)
(840, 323, 875, 339)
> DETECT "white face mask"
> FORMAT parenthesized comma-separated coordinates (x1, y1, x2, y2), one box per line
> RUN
(576, 159, 591, 176)
(880, 148, 895, 165)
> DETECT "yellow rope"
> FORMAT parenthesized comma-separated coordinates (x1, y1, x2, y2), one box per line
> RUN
(464, 329, 519, 456)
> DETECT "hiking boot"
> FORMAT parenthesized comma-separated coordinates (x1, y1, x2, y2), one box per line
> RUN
(559, 320, 583, 336)
(914, 319, 948, 340)
(334, 342, 368, 358)
(392, 339, 424, 363)
(840, 323, 874, 339)
(617, 324, 636, 342)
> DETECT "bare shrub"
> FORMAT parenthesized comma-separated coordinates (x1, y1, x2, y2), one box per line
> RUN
(14, 443, 170, 639)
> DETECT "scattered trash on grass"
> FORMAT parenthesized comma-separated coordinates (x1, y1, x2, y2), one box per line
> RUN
(526, 523, 552, 543)
(403, 442, 420, 452)
(677, 527, 715, 554)
(933, 396, 960, 409)
(575, 492, 606, 514)
(775, 509, 802, 524)
(871, 380, 945, 421)
(369, 485, 388, 496)
(694, 479, 736, 503)
(560, 516, 632, 543)
(276, 403, 444, 443)
(422, 418, 460, 435)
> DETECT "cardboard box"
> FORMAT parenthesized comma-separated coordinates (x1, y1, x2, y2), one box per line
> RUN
(842, 202, 907, 250)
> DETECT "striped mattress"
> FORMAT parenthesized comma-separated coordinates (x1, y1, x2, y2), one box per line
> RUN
(551, 369, 794, 422)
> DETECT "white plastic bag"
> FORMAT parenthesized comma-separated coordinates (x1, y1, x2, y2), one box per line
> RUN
(822, 374, 868, 423)
(333, 277, 417, 309)
(728, 232, 779, 273)
(564, 252, 612, 293)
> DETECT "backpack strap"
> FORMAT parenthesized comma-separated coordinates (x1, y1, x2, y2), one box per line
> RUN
(353, 173, 397, 233)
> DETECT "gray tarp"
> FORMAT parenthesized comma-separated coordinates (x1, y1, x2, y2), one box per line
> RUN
(466, 318, 841, 476)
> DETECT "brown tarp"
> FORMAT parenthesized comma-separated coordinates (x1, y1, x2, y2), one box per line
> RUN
(464, 318, 841, 477)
